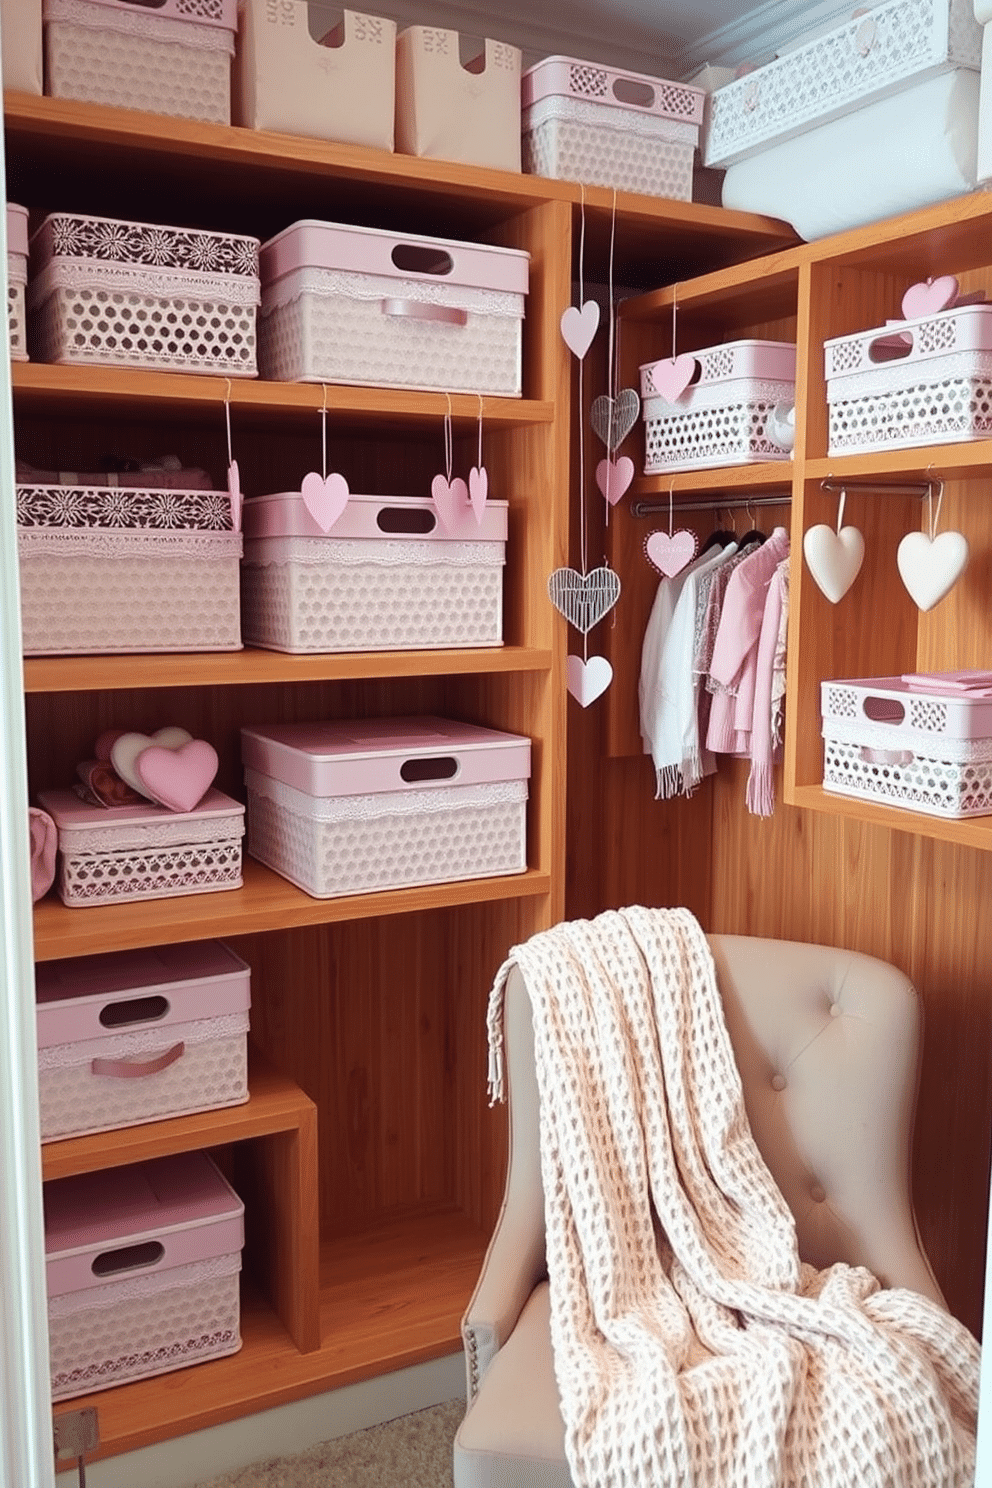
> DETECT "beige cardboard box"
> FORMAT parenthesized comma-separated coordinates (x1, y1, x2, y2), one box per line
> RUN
(395, 25, 521, 172)
(2, 0, 43, 92)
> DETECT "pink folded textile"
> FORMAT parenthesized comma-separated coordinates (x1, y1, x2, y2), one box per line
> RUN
(29, 807, 57, 902)
(16, 457, 215, 491)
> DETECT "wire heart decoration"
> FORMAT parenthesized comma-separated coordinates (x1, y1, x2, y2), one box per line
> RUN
(590, 388, 641, 453)
(548, 566, 622, 635)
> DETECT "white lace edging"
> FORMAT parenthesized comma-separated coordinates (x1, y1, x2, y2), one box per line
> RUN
(261, 266, 523, 320)
(44, 0, 235, 50)
(245, 769, 527, 823)
(242, 535, 504, 568)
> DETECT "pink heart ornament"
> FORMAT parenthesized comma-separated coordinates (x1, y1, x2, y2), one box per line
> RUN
(227, 459, 242, 532)
(896, 530, 969, 612)
(431, 473, 469, 529)
(301, 470, 349, 532)
(645, 529, 697, 578)
(566, 654, 613, 707)
(802, 524, 865, 605)
(649, 353, 699, 403)
(468, 465, 489, 524)
(110, 728, 194, 799)
(901, 275, 959, 320)
(595, 456, 634, 506)
(560, 300, 600, 359)
(136, 739, 219, 815)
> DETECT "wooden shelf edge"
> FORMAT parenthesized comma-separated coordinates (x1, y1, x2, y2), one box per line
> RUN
(786, 782, 992, 851)
(805, 444, 992, 482)
(631, 463, 794, 498)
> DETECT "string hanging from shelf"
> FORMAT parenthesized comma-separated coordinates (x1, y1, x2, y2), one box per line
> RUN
(223, 380, 242, 533)
(897, 477, 969, 612)
(301, 385, 350, 532)
(469, 394, 489, 524)
(593, 191, 636, 512)
(431, 393, 469, 529)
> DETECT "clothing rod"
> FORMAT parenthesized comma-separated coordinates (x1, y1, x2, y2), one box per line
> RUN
(820, 479, 931, 497)
(631, 495, 791, 518)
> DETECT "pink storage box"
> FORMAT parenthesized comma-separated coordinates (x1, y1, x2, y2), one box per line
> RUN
(821, 674, 992, 818)
(640, 338, 796, 473)
(45, 1151, 244, 1400)
(240, 490, 508, 653)
(7, 202, 29, 361)
(17, 481, 242, 656)
(36, 941, 251, 1142)
(241, 715, 530, 898)
(825, 303, 992, 454)
(522, 56, 704, 200)
(37, 787, 245, 907)
(258, 218, 529, 395)
(44, 0, 237, 124)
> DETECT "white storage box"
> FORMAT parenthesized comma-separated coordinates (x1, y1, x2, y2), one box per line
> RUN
(240, 490, 507, 653)
(37, 787, 245, 907)
(43, 0, 236, 124)
(29, 212, 260, 377)
(825, 302, 992, 453)
(522, 56, 704, 200)
(259, 219, 528, 395)
(706, 0, 982, 168)
(241, 716, 530, 899)
(822, 674, 992, 817)
(17, 482, 243, 655)
(36, 941, 251, 1142)
(396, 25, 521, 171)
(235, 1, 395, 149)
(1, 0, 43, 92)
(640, 339, 796, 473)
(45, 1152, 243, 1400)
(8, 202, 29, 362)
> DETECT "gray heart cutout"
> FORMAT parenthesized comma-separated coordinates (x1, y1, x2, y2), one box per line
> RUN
(590, 388, 641, 452)
(548, 566, 622, 635)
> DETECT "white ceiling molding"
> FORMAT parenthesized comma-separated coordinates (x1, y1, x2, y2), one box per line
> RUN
(677, 0, 864, 72)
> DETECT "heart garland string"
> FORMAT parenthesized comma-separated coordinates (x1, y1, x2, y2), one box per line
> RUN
(645, 483, 698, 578)
(469, 394, 489, 524)
(897, 479, 969, 612)
(592, 189, 639, 495)
(301, 385, 350, 532)
(224, 380, 242, 533)
(803, 486, 865, 604)
(431, 393, 470, 529)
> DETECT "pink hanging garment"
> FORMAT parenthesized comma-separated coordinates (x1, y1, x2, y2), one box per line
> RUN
(746, 553, 790, 817)
(706, 527, 789, 757)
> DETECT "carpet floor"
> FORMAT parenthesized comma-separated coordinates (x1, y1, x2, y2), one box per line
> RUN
(192, 1398, 464, 1487)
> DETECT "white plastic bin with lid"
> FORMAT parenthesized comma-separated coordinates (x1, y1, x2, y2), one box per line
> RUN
(7, 203, 29, 362)
(241, 716, 531, 898)
(234, 2, 395, 149)
(36, 941, 251, 1142)
(396, 25, 521, 171)
(37, 787, 246, 907)
(522, 55, 704, 200)
(258, 219, 528, 395)
(240, 490, 507, 653)
(1, 0, 43, 92)
(45, 1151, 244, 1400)
(43, 0, 237, 123)
(640, 339, 796, 473)
(821, 673, 992, 817)
(976, 0, 992, 180)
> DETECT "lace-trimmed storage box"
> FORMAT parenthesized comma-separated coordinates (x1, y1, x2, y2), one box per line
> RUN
(37, 787, 245, 907)
(36, 941, 251, 1142)
(241, 716, 530, 899)
(396, 26, 521, 171)
(704, 0, 982, 168)
(825, 304, 992, 454)
(45, 1151, 244, 1400)
(29, 212, 260, 376)
(43, 0, 237, 124)
(640, 340, 796, 473)
(240, 490, 507, 653)
(522, 56, 704, 200)
(821, 675, 992, 818)
(8, 202, 29, 362)
(258, 219, 528, 395)
(17, 483, 243, 655)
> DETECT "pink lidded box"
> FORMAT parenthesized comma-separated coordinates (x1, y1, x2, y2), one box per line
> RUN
(240, 490, 508, 653)
(45, 1151, 244, 1401)
(241, 715, 531, 898)
(37, 787, 245, 908)
(36, 941, 251, 1142)
(7, 203, 29, 362)
(258, 218, 529, 395)
(44, 0, 237, 124)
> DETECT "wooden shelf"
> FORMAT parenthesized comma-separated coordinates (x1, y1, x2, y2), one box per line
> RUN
(52, 1207, 490, 1464)
(33, 858, 554, 961)
(787, 784, 992, 852)
(23, 645, 554, 694)
(631, 464, 794, 499)
(805, 446, 992, 483)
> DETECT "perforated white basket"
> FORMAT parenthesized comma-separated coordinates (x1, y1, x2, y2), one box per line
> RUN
(523, 99, 696, 198)
(44, 0, 236, 124)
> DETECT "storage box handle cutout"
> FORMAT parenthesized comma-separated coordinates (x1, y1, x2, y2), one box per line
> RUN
(400, 755, 458, 783)
(611, 76, 657, 110)
(860, 747, 915, 766)
(868, 330, 915, 363)
(92, 1240, 165, 1277)
(91, 1044, 186, 1079)
(863, 695, 907, 725)
(376, 505, 437, 534)
(99, 994, 170, 1027)
(382, 299, 468, 327)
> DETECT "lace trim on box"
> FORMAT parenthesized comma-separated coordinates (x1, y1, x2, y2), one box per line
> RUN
(7, 252, 26, 288)
(38, 1012, 249, 1071)
(827, 349, 992, 402)
(44, 0, 235, 52)
(19, 528, 242, 561)
(17, 484, 235, 531)
(242, 535, 505, 569)
(61, 810, 245, 855)
(261, 266, 523, 321)
(644, 376, 794, 416)
(37, 214, 258, 277)
(524, 92, 698, 146)
(48, 1251, 241, 1319)
(822, 715, 992, 763)
(30, 258, 260, 312)
(246, 769, 528, 824)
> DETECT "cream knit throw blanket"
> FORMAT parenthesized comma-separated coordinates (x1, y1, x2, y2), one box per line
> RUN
(486, 907, 979, 1488)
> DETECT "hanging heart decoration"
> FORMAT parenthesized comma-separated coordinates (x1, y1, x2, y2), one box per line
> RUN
(645, 529, 698, 578)
(896, 530, 969, 612)
(301, 470, 349, 532)
(802, 524, 865, 604)
(468, 464, 489, 524)
(595, 456, 635, 506)
(560, 300, 600, 360)
(648, 353, 699, 403)
(567, 653, 613, 707)
(548, 566, 621, 635)
(590, 389, 641, 453)
(431, 473, 469, 529)
(227, 459, 243, 532)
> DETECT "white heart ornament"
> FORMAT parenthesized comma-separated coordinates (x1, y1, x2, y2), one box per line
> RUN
(548, 566, 621, 635)
(110, 728, 194, 800)
(897, 530, 969, 612)
(431, 473, 469, 529)
(802, 524, 865, 604)
(567, 654, 613, 707)
(301, 470, 349, 532)
(645, 529, 697, 578)
(649, 353, 698, 403)
(590, 389, 641, 453)
(766, 402, 796, 451)
(595, 456, 634, 506)
(468, 465, 488, 524)
(560, 300, 600, 359)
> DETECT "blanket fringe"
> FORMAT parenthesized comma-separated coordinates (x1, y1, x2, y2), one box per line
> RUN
(654, 763, 684, 800)
(486, 958, 512, 1105)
